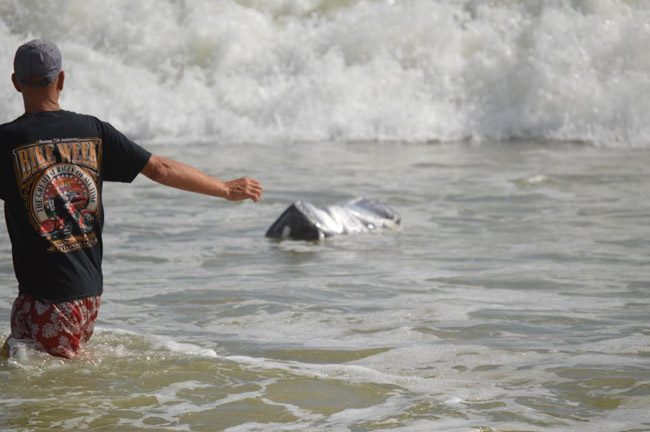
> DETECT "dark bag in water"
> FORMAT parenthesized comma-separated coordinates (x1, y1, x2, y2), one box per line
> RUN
(265, 198, 400, 241)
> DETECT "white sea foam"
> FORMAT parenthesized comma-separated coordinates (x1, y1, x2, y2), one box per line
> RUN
(154, 339, 219, 358)
(1, 0, 649, 147)
(93, 327, 220, 359)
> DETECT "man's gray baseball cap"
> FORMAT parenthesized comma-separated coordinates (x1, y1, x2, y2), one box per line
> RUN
(14, 39, 62, 87)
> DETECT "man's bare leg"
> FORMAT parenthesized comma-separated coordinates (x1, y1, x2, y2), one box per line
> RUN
(1, 338, 9, 358)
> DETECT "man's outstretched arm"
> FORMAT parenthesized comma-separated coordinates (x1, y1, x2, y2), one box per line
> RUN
(141, 155, 263, 202)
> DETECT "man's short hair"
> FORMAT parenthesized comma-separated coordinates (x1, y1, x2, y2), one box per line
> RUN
(14, 39, 62, 88)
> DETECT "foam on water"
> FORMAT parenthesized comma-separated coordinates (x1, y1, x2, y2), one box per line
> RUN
(1, 0, 649, 146)
(3, 324, 571, 430)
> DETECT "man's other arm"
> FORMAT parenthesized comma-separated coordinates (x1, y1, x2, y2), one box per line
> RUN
(141, 155, 262, 202)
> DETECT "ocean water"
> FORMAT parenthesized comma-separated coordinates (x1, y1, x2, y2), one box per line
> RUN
(1, 1, 650, 431)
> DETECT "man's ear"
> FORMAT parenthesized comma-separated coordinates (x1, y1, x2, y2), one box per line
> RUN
(56, 70, 64, 91)
(11, 73, 22, 93)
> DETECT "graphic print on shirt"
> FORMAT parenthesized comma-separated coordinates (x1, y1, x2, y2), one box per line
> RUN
(13, 138, 102, 253)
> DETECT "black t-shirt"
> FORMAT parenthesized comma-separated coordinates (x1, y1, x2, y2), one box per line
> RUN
(0, 110, 151, 303)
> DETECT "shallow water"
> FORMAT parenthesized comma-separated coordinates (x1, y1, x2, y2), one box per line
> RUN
(1, 140, 649, 431)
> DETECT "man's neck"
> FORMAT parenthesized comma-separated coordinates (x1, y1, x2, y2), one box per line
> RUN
(24, 99, 61, 114)
(19, 81, 62, 114)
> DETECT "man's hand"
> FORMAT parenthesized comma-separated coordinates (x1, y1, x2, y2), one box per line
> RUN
(224, 177, 263, 202)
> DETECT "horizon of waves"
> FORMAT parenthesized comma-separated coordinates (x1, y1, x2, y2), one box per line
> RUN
(0, 0, 649, 147)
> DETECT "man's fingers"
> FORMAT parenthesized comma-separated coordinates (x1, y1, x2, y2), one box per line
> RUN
(247, 179, 263, 201)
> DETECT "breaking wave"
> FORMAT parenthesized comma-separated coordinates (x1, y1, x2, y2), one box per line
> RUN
(1, 0, 648, 147)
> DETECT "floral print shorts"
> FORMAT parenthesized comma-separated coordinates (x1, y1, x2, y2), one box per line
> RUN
(9, 294, 101, 358)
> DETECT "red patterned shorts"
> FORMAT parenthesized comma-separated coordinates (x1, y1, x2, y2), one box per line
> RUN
(9, 294, 101, 358)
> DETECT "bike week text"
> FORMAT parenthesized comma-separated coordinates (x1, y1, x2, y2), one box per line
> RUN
(13, 138, 101, 181)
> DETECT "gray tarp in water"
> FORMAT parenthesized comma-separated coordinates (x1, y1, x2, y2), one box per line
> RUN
(265, 198, 400, 241)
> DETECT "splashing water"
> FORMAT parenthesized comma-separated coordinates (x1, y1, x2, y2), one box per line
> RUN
(1, 0, 649, 146)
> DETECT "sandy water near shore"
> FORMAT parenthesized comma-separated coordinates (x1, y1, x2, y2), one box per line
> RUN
(1, 140, 649, 431)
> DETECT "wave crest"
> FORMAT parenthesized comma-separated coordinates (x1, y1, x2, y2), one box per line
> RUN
(1, 0, 648, 147)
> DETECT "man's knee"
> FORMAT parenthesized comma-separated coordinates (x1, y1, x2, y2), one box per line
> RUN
(34, 332, 81, 359)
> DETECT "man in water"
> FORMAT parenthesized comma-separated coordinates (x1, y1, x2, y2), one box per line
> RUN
(0, 40, 263, 358)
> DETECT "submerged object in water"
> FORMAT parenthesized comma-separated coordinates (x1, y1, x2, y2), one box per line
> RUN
(265, 198, 400, 241)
